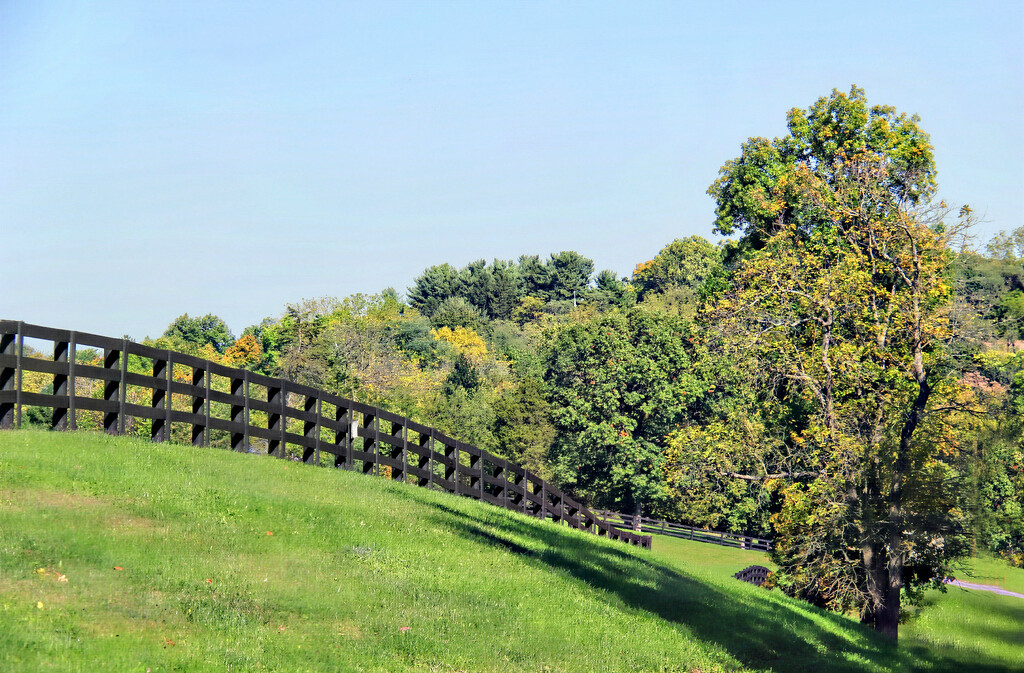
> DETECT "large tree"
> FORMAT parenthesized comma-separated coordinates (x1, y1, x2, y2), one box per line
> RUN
(705, 87, 972, 640)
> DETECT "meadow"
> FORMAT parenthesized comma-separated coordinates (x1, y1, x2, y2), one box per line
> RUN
(1, 430, 1021, 672)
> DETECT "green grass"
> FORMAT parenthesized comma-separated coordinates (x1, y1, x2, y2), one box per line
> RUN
(1, 430, 1021, 672)
(647, 533, 1024, 672)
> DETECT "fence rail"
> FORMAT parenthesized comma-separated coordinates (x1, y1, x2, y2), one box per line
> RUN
(595, 510, 770, 552)
(0, 320, 650, 549)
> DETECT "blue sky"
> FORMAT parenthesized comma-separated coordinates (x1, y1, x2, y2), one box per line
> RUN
(2, 1, 1021, 340)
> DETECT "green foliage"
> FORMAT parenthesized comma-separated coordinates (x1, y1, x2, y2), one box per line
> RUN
(708, 85, 935, 249)
(409, 253, 596, 324)
(430, 295, 487, 331)
(442, 353, 480, 396)
(986, 225, 1024, 261)
(632, 236, 721, 300)
(161, 313, 235, 354)
(543, 307, 703, 515)
(587, 269, 634, 310)
(492, 378, 556, 479)
(407, 263, 461, 317)
(488, 259, 524, 320)
(545, 250, 595, 302)
(518, 254, 550, 298)
(962, 352, 1024, 566)
(425, 386, 496, 451)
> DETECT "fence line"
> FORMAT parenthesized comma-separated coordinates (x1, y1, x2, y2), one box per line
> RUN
(0, 320, 650, 549)
(595, 510, 770, 552)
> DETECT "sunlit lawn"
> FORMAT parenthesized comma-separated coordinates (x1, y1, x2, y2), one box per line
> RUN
(1, 429, 1021, 672)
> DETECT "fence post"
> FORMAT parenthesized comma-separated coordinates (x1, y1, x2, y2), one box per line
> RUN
(267, 383, 282, 457)
(396, 421, 407, 482)
(52, 337, 70, 430)
(472, 448, 482, 500)
(361, 413, 377, 474)
(499, 458, 509, 510)
(314, 396, 322, 465)
(453, 439, 460, 493)
(103, 343, 121, 435)
(68, 334, 77, 430)
(191, 365, 207, 446)
(243, 371, 250, 452)
(418, 432, 431, 488)
(119, 338, 128, 435)
(334, 402, 350, 469)
(0, 322, 22, 429)
(302, 395, 318, 464)
(152, 354, 168, 442)
(204, 364, 211, 445)
(230, 372, 246, 451)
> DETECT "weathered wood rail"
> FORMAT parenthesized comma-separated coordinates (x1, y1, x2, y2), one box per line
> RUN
(0, 320, 650, 549)
(596, 510, 770, 551)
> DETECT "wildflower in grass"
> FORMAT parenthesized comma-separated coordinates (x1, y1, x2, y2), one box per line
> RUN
(205, 579, 212, 583)
(266, 531, 274, 536)
(36, 601, 44, 609)
(34, 567, 46, 575)
(400, 626, 410, 632)
(113, 566, 123, 571)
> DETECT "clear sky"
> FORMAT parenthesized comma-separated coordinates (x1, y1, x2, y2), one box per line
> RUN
(2, 1, 1021, 340)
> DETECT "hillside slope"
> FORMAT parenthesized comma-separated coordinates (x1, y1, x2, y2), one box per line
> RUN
(0, 430, 1019, 672)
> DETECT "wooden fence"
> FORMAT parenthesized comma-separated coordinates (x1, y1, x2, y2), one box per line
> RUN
(595, 510, 770, 552)
(0, 320, 650, 549)
(733, 565, 771, 587)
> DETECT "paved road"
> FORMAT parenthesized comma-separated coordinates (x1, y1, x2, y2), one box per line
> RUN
(944, 579, 1024, 600)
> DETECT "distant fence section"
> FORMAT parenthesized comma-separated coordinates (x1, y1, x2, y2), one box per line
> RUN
(596, 510, 770, 552)
(733, 565, 771, 587)
(0, 320, 650, 549)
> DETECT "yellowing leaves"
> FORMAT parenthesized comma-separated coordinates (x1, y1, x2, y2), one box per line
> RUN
(225, 334, 262, 367)
(431, 326, 488, 364)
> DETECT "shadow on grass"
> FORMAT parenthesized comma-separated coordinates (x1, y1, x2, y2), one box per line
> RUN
(413, 495, 1019, 673)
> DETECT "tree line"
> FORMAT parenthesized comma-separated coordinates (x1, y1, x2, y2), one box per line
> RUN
(145, 87, 1021, 641)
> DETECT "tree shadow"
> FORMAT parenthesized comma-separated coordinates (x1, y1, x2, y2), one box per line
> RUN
(415, 496, 1020, 673)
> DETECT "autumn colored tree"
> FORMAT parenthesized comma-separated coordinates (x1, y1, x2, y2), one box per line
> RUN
(704, 86, 972, 640)
(224, 333, 262, 368)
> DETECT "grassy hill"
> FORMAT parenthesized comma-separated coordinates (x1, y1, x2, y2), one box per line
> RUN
(1, 430, 1021, 672)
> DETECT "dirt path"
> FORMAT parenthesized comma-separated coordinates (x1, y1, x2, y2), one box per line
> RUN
(944, 579, 1024, 600)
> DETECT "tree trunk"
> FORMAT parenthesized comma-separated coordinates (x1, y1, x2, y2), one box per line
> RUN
(861, 541, 888, 632)
(878, 547, 902, 640)
(633, 499, 643, 531)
